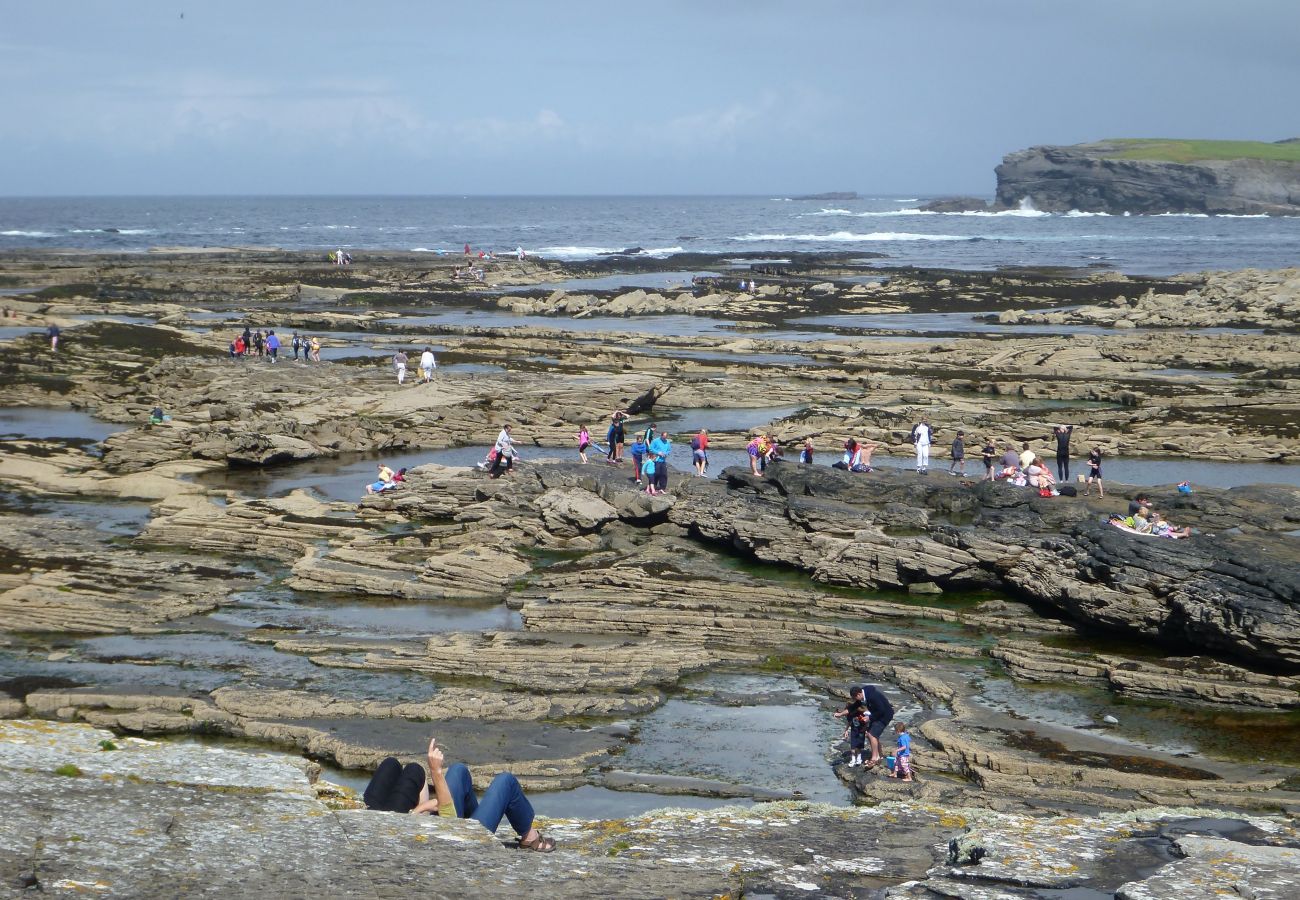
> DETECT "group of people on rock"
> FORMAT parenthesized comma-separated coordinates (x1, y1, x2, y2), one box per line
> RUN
(834, 685, 911, 780)
(229, 328, 320, 363)
(391, 347, 437, 385)
(1109, 492, 1193, 538)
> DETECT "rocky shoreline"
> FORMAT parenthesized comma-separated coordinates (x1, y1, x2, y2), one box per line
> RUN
(2, 249, 1298, 896)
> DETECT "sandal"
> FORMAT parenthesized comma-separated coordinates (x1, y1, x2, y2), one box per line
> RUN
(519, 832, 556, 853)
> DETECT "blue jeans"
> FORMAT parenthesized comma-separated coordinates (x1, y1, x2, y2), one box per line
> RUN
(444, 763, 535, 837)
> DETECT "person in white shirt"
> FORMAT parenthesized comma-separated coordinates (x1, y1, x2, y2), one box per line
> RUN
(910, 418, 933, 475)
(420, 346, 436, 383)
(489, 425, 518, 478)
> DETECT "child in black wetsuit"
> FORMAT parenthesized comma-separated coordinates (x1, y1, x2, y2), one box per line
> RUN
(981, 438, 997, 481)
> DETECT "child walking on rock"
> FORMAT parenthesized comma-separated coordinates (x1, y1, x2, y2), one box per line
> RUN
(889, 721, 913, 782)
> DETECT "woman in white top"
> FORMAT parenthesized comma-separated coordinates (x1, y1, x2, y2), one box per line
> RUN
(420, 347, 437, 383)
(489, 425, 518, 478)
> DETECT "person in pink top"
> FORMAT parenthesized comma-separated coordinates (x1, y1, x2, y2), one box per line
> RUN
(576, 425, 591, 463)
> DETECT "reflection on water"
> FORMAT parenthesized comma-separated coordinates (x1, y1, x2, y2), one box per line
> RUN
(0, 407, 127, 442)
(617, 672, 851, 805)
(973, 675, 1300, 767)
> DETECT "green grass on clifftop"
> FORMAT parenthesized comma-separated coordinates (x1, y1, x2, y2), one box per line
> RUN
(1103, 138, 1300, 163)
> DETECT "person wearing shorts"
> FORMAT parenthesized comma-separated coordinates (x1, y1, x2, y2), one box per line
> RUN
(854, 684, 894, 768)
(1085, 447, 1104, 498)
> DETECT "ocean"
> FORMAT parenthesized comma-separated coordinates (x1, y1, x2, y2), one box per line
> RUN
(1, 195, 1298, 275)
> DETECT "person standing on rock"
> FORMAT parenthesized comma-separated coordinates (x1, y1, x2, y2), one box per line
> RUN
(949, 431, 966, 477)
(691, 428, 709, 476)
(419, 346, 436, 383)
(291, 332, 302, 361)
(309, 336, 321, 363)
(1085, 447, 1105, 497)
(650, 430, 672, 494)
(576, 424, 590, 463)
(853, 684, 894, 769)
(910, 418, 934, 475)
(1053, 425, 1074, 482)
(393, 349, 409, 385)
(799, 438, 814, 465)
(47, 323, 60, 351)
(608, 411, 627, 464)
(253, 330, 265, 359)
(982, 438, 997, 481)
(265, 330, 280, 363)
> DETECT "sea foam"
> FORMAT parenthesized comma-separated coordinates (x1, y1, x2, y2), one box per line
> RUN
(733, 231, 973, 242)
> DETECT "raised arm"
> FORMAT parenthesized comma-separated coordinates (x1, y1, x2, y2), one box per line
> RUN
(411, 737, 453, 815)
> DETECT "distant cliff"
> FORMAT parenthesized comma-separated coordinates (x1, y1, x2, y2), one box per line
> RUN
(994, 139, 1300, 215)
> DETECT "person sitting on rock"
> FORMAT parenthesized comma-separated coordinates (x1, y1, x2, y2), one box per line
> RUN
(364, 737, 555, 852)
(850, 440, 877, 473)
(1149, 511, 1192, 539)
(1130, 505, 1153, 533)
(1026, 457, 1055, 491)
(832, 438, 858, 471)
(366, 464, 395, 495)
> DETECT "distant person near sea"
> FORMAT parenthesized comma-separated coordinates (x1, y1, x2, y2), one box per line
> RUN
(393, 350, 408, 385)
(291, 332, 301, 361)
(47, 324, 60, 351)
(265, 330, 280, 362)
(420, 346, 436, 382)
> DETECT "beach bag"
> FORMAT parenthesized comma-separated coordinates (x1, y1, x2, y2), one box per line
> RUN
(1177, 481, 1193, 494)
(1058, 485, 1078, 497)
(1039, 487, 1053, 498)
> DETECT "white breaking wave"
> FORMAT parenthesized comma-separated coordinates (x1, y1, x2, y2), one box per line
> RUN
(1217, 213, 1269, 218)
(1154, 212, 1210, 218)
(803, 207, 1047, 218)
(1, 230, 54, 237)
(733, 231, 974, 242)
(410, 247, 441, 252)
(535, 245, 619, 259)
(68, 228, 157, 234)
(645, 246, 685, 257)
(1065, 210, 1111, 217)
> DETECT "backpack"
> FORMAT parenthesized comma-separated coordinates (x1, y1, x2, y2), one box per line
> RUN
(690, 436, 701, 451)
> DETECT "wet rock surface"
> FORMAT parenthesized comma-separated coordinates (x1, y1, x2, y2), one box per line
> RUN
(3, 721, 1298, 899)
(2, 251, 1299, 894)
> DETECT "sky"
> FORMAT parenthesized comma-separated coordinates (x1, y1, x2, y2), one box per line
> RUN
(2, 0, 1297, 196)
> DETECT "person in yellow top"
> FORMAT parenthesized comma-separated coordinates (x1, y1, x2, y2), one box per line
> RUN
(363, 737, 555, 852)
(365, 464, 395, 495)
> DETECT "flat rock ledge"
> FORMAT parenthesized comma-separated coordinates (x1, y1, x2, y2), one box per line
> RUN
(3, 721, 1299, 899)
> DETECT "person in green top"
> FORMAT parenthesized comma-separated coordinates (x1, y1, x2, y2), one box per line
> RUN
(363, 737, 555, 852)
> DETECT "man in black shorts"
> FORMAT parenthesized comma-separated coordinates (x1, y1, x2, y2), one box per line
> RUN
(849, 684, 894, 768)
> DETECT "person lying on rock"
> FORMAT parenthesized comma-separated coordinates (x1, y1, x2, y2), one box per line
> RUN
(364, 737, 556, 852)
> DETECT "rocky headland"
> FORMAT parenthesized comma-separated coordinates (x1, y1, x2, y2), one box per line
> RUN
(2, 249, 1298, 896)
(925, 138, 1300, 215)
